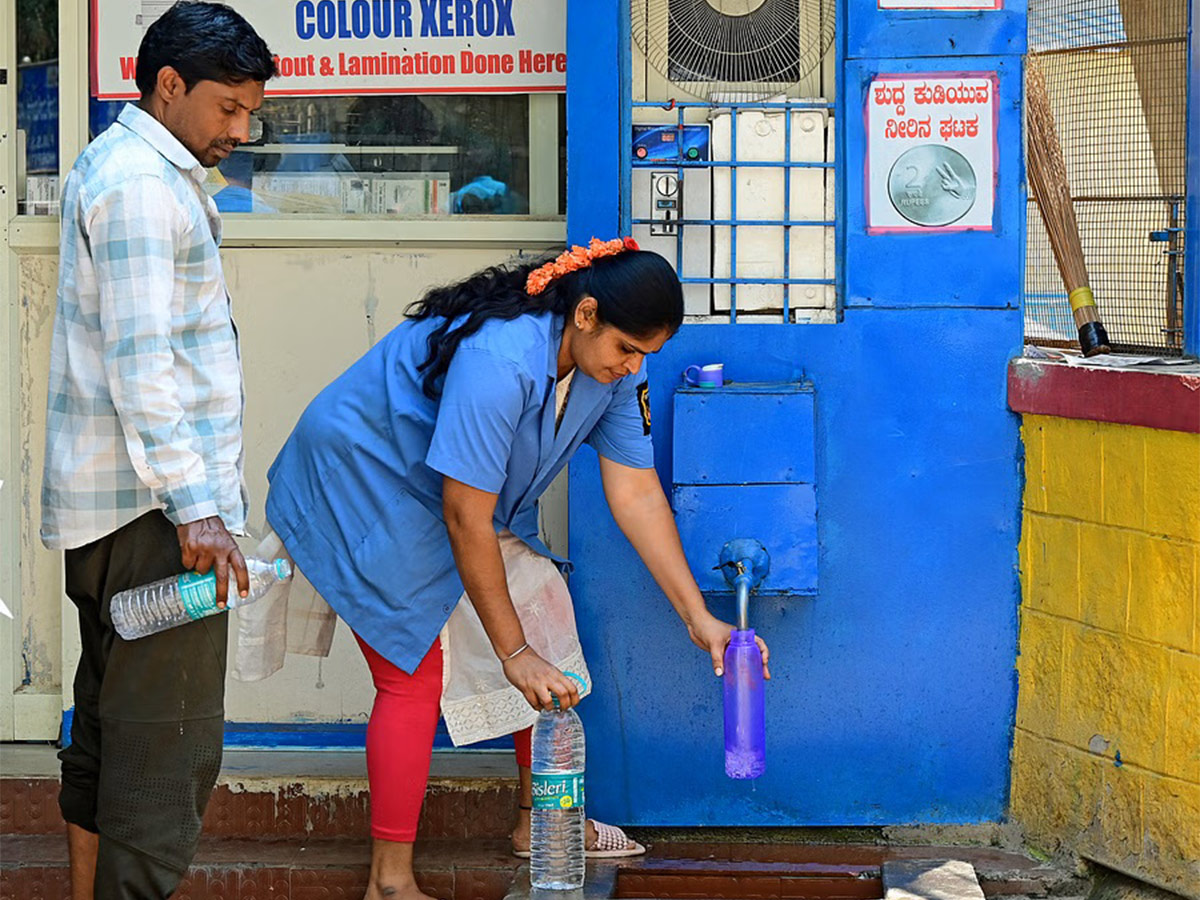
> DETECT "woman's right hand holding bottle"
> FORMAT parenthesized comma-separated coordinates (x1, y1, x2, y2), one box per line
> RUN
(502, 646, 581, 711)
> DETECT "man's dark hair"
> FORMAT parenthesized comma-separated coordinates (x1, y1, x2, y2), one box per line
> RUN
(136, 1, 276, 98)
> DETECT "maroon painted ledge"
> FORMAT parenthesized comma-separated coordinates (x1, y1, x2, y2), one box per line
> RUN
(1008, 357, 1200, 434)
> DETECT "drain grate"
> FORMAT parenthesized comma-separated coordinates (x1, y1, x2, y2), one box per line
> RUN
(615, 860, 883, 900)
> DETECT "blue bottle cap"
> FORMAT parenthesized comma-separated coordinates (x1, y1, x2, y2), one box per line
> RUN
(549, 671, 589, 709)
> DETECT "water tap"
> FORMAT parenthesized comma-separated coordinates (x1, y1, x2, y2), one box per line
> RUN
(715, 539, 770, 631)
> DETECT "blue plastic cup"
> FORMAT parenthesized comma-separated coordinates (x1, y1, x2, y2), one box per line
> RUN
(683, 363, 724, 388)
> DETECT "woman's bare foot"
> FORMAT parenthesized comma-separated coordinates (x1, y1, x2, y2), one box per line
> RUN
(365, 876, 439, 900)
(364, 838, 443, 900)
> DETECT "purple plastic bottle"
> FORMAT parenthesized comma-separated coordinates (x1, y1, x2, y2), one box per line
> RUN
(723, 629, 766, 779)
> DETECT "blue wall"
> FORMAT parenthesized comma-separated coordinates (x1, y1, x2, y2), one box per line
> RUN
(1187, 0, 1199, 356)
(565, 0, 1026, 825)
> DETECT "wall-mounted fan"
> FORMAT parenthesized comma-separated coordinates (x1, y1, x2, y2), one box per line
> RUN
(631, 0, 836, 101)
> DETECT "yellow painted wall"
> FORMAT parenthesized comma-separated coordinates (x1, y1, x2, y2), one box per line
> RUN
(1013, 414, 1200, 899)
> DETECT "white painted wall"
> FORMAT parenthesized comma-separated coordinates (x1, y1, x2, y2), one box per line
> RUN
(9, 243, 562, 737)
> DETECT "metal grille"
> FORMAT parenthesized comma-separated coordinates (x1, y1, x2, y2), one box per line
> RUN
(630, 100, 837, 323)
(1025, 0, 1188, 354)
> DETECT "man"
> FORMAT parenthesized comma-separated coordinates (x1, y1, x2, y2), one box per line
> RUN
(40, 3, 275, 896)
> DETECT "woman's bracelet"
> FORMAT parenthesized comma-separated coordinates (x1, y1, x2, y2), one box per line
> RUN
(501, 642, 530, 663)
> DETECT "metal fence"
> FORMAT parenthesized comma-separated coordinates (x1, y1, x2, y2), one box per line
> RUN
(1025, 0, 1189, 354)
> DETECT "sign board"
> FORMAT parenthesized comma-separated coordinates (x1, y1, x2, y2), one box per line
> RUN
(865, 73, 998, 233)
(92, 0, 566, 99)
(878, 1, 1002, 8)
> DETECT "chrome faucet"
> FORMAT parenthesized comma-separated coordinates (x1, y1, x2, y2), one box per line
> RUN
(716, 539, 770, 631)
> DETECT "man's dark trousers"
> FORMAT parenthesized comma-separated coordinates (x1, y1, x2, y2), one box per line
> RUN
(59, 510, 228, 898)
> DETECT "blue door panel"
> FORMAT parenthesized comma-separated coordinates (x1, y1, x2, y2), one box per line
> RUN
(568, 312, 1021, 826)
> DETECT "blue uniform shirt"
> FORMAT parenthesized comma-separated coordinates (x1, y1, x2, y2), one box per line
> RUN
(265, 311, 654, 673)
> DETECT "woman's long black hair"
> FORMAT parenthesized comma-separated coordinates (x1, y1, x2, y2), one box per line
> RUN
(407, 249, 684, 399)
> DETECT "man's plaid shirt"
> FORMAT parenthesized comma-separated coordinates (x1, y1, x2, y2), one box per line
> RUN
(41, 104, 248, 550)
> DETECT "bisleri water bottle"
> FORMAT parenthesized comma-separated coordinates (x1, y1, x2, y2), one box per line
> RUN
(530, 672, 587, 890)
(111, 558, 292, 640)
(723, 628, 766, 779)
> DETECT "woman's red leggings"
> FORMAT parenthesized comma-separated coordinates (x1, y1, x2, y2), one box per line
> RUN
(354, 632, 532, 842)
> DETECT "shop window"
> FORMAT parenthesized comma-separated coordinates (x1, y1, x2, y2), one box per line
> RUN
(213, 94, 534, 216)
(16, 0, 59, 215)
(90, 93, 561, 219)
(87, 1, 566, 222)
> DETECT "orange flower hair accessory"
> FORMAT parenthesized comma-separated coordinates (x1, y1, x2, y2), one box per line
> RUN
(525, 236, 641, 296)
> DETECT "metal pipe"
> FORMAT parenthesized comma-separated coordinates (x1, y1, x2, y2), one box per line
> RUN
(735, 575, 752, 632)
(718, 539, 770, 632)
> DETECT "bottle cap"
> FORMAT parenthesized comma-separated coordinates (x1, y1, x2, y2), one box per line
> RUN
(549, 671, 589, 709)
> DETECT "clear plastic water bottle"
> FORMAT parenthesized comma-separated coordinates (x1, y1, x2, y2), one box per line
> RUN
(530, 672, 587, 890)
(723, 628, 766, 779)
(110, 558, 292, 640)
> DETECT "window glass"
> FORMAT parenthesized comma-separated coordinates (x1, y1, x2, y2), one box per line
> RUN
(214, 94, 532, 216)
(16, 0, 59, 214)
(86, 0, 564, 222)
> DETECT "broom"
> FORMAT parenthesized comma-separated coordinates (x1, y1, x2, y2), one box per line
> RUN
(1026, 58, 1111, 356)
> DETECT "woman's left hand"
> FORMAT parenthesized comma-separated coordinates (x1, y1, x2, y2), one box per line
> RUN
(687, 614, 771, 680)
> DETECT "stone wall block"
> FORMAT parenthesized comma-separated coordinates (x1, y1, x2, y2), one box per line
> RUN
(1028, 514, 1081, 619)
(1044, 418, 1105, 521)
(1100, 424, 1147, 532)
(1164, 651, 1200, 784)
(1142, 430, 1200, 542)
(1127, 534, 1195, 653)
(1023, 420, 1048, 513)
(1015, 610, 1066, 735)
(1077, 521, 1132, 634)
(1061, 624, 1168, 772)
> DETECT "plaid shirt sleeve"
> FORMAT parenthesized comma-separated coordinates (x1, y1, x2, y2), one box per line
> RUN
(87, 175, 221, 526)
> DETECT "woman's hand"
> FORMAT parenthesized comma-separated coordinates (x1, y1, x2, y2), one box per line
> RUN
(502, 648, 582, 711)
(687, 613, 772, 680)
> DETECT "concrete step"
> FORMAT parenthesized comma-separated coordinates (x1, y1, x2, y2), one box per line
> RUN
(1, 747, 1082, 900)
(0, 835, 520, 900)
(1, 746, 518, 840)
(1, 829, 1075, 900)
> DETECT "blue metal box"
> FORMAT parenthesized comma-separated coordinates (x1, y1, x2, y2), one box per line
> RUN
(673, 383, 815, 485)
(672, 382, 818, 595)
(674, 484, 817, 595)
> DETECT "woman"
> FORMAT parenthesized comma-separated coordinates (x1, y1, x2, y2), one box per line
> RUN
(265, 239, 770, 900)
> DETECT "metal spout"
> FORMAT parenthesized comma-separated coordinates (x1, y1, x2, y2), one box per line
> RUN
(716, 539, 770, 631)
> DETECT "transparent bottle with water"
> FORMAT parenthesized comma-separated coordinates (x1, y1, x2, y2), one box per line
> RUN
(110, 558, 292, 640)
(530, 673, 587, 890)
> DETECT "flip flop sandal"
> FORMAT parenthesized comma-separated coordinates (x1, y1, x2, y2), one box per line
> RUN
(585, 819, 646, 858)
(511, 818, 646, 859)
